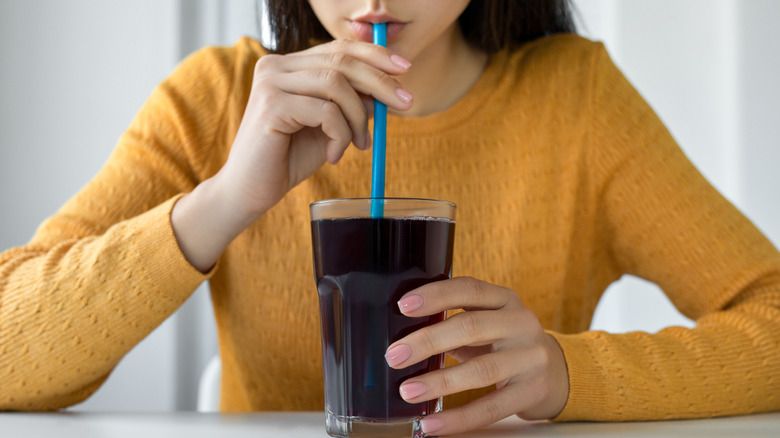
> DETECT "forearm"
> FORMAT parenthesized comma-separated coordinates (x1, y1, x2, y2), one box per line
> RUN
(0, 198, 208, 410)
(551, 277, 780, 421)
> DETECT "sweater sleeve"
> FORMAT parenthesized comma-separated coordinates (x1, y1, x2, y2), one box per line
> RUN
(0, 43, 239, 410)
(550, 44, 780, 421)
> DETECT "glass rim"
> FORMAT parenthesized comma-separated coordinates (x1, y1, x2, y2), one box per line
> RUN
(310, 197, 456, 209)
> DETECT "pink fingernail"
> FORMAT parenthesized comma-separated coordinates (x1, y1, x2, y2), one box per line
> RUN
(399, 381, 427, 401)
(395, 88, 413, 103)
(385, 343, 412, 367)
(421, 417, 446, 435)
(398, 294, 424, 313)
(390, 54, 412, 69)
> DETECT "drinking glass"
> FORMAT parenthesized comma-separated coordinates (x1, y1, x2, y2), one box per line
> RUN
(310, 198, 456, 437)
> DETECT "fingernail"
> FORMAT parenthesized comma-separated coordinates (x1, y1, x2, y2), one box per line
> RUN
(364, 131, 371, 150)
(395, 88, 413, 103)
(390, 54, 412, 70)
(421, 417, 445, 435)
(385, 343, 412, 367)
(399, 381, 427, 401)
(398, 294, 424, 314)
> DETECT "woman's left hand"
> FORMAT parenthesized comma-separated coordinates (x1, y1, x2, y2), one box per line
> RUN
(384, 276, 570, 436)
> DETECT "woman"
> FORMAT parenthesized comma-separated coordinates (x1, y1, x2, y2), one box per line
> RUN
(1, 0, 778, 435)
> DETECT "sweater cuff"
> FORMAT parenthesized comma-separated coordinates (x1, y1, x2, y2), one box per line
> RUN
(135, 194, 215, 290)
(548, 331, 608, 422)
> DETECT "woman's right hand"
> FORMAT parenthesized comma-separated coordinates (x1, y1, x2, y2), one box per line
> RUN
(172, 40, 413, 272)
(219, 39, 413, 221)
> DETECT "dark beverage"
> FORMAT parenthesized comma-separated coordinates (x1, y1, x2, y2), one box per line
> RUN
(312, 216, 455, 422)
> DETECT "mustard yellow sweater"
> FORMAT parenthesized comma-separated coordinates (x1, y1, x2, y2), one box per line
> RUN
(1, 34, 779, 420)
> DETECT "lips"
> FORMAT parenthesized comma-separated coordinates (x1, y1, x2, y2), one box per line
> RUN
(349, 15, 407, 43)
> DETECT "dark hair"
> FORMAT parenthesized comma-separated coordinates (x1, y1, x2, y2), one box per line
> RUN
(264, 0, 577, 54)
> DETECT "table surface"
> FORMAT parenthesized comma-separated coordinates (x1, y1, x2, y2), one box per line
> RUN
(2, 411, 779, 438)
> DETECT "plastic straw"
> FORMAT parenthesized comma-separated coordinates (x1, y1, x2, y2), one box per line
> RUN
(370, 22, 387, 218)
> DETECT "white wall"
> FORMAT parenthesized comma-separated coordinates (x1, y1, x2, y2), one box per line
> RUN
(1, 0, 777, 411)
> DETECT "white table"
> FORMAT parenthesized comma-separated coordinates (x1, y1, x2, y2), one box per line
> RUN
(2, 411, 779, 437)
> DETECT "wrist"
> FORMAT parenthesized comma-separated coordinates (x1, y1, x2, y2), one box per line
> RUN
(171, 176, 257, 272)
(542, 332, 570, 419)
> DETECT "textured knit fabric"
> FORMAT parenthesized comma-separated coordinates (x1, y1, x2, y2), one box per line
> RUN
(1, 34, 779, 420)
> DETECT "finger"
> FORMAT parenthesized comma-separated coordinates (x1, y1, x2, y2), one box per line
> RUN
(386, 310, 514, 369)
(398, 277, 517, 317)
(272, 69, 370, 149)
(270, 94, 353, 164)
(415, 337, 569, 426)
(296, 39, 412, 76)
(262, 46, 413, 111)
(399, 349, 523, 403)
(418, 385, 527, 437)
(311, 51, 411, 110)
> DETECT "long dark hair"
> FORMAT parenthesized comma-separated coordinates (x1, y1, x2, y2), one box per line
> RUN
(263, 0, 577, 54)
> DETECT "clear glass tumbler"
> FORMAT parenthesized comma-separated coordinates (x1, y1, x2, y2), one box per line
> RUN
(310, 198, 456, 437)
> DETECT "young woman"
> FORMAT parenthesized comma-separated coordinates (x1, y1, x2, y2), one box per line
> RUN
(1, 0, 778, 435)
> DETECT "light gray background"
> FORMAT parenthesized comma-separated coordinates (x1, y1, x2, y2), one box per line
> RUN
(1, 0, 778, 411)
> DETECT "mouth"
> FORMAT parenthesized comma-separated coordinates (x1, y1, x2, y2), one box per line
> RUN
(349, 14, 408, 43)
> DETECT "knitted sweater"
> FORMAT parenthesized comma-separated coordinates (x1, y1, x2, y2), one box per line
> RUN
(1, 34, 778, 421)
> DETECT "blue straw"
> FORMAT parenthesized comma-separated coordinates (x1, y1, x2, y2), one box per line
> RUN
(370, 23, 387, 218)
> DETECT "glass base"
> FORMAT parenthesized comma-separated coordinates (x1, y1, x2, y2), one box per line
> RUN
(325, 412, 426, 438)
